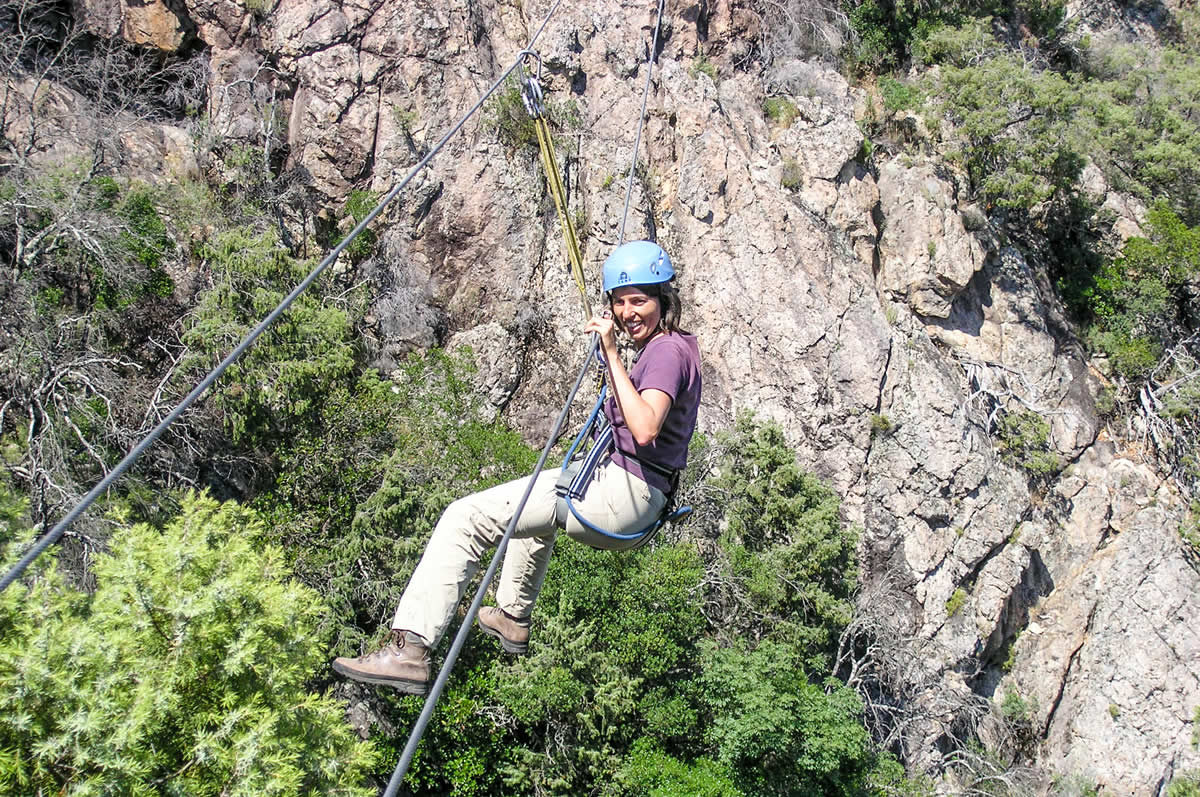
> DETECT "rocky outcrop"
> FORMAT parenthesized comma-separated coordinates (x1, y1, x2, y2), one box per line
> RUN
(69, 0, 1200, 791)
(1007, 446, 1200, 792)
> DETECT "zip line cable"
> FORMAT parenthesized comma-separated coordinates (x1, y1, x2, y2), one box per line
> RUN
(384, 2, 668, 792)
(0, 2, 566, 594)
(618, 0, 666, 247)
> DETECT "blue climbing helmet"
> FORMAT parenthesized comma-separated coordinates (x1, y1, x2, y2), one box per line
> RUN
(601, 240, 674, 293)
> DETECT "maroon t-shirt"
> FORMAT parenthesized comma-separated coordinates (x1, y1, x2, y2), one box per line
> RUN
(604, 332, 702, 494)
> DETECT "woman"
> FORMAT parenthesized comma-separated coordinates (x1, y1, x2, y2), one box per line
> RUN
(333, 240, 702, 694)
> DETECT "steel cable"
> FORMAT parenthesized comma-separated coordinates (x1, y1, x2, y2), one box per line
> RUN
(618, 0, 667, 247)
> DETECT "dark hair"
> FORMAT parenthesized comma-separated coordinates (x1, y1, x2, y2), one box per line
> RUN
(608, 281, 689, 337)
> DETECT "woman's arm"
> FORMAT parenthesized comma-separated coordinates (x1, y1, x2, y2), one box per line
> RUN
(584, 314, 672, 446)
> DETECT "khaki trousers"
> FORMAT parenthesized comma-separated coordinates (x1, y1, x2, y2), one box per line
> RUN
(392, 461, 666, 646)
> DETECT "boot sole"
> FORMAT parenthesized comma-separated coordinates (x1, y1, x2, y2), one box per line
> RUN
(477, 621, 529, 655)
(332, 660, 429, 695)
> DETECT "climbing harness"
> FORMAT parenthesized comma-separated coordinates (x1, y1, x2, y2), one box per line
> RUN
(551, 383, 692, 549)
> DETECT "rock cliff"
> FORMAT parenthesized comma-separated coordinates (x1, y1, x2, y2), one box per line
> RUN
(63, 0, 1200, 790)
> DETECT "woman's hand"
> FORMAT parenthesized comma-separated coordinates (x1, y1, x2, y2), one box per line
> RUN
(584, 310, 619, 357)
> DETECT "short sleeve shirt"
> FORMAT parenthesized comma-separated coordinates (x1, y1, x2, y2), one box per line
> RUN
(604, 332, 702, 494)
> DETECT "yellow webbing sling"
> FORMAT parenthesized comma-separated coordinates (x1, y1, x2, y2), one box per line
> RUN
(522, 74, 592, 321)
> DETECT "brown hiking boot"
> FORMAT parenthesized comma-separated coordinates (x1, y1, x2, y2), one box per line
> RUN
(477, 606, 530, 654)
(332, 630, 431, 694)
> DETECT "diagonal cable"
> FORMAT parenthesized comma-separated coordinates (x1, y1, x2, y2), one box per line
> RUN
(617, 0, 667, 247)
(0, 2, 566, 594)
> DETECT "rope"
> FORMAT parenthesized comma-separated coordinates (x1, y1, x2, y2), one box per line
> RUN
(534, 113, 591, 320)
(618, 0, 666, 247)
(0, 29, 560, 596)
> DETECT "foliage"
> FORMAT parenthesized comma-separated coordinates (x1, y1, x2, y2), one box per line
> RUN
(698, 640, 881, 796)
(705, 414, 858, 672)
(922, 22, 1085, 210)
(613, 740, 744, 796)
(994, 410, 1062, 479)
(870, 413, 894, 437)
(781, 157, 804, 190)
(1080, 46, 1200, 226)
(0, 492, 377, 795)
(945, 587, 968, 617)
(0, 168, 191, 533)
(763, 96, 799, 126)
(1082, 203, 1200, 381)
(337, 189, 380, 263)
(879, 76, 920, 112)
(482, 78, 581, 155)
(691, 55, 719, 82)
(1168, 772, 1200, 797)
(182, 226, 358, 446)
(843, 0, 1067, 72)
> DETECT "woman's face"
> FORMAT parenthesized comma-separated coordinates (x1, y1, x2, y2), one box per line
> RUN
(610, 286, 662, 347)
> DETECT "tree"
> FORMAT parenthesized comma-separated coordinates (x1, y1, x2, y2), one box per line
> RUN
(0, 490, 377, 795)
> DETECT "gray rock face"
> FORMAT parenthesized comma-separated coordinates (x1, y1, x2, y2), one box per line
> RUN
(876, 157, 986, 319)
(75, 0, 1200, 790)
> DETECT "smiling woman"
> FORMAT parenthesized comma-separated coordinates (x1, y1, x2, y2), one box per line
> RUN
(333, 241, 703, 695)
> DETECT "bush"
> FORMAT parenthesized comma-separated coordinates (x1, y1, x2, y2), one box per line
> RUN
(182, 226, 357, 445)
(699, 640, 881, 796)
(483, 77, 580, 155)
(0, 492, 377, 795)
(994, 410, 1062, 479)
(695, 414, 859, 672)
(879, 76, 920, 112)
(763, 96, 799, 126)
(781, 158, 804, 190)
(1169, 773, 1200, 797)
(690, 55, 719, 82)
(1082, 203, 1200, 381)
(614, 741, 744, 796)
(337, 189, 380, 262)
(945, 587, 968, 617)
(923, 24, 1085, 209)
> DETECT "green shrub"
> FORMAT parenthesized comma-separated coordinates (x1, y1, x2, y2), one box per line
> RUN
(763, 96, 799, 126)
(870, 413, 894, 438)
(337, 189, 379, 262)
(690, 55, 718, 82)
(615, 740, 744, 796)
(880, 76, 920, 112)
(706, 414, 858, 672)
(1168, 771, 1200, 797)
(483, 78, 580, 155)
(1083, 203, 1200, 381)
(0, 492, 377, 795)
(182, 226, 357, 445)
(699, 641, 881, 796)
(923, 25, 1085, 210)
(945, 587, 968, 617)
(995, 410, 1062, 479)
(781, 158, 804, 190)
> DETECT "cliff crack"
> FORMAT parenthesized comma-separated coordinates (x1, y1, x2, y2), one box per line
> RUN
(1041, 601, 1097, 738)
